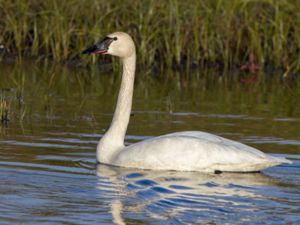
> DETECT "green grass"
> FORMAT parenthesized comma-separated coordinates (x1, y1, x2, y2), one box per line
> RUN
(1, 0, 300, 74)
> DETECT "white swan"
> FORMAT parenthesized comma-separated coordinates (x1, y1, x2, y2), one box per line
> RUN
(82, 32, 292, 173)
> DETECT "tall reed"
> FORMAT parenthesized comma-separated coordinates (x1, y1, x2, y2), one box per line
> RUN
(0, 0, 300, 73)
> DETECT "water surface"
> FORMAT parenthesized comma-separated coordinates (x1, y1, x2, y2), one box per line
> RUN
(0, 62, 299, 224)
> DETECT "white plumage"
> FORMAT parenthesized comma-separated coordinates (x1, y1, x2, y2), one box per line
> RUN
(114, 131, 290, 172)
(83, 31, 291, 172)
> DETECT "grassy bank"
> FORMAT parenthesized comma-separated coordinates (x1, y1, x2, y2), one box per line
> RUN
(1, 0, 300, 74)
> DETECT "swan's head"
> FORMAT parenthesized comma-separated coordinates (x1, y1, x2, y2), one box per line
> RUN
(82, 32, 135, 58)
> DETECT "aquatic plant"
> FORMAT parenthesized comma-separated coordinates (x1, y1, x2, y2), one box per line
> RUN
(0, 95, 10, 124)
(0, 0, 300, 74)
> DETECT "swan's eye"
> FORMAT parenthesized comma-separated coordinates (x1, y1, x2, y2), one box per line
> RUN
(113, 37, 118, 41)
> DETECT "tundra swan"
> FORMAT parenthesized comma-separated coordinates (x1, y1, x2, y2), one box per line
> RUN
(82, 32, 291, 173)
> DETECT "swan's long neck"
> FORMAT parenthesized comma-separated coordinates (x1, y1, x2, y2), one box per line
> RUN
(97, 52, 136, 163)
(109, 54, 136, 143)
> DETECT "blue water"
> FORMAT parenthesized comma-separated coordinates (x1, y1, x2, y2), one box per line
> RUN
(0, 130, 299, 225)
(0, 63, 300, 224)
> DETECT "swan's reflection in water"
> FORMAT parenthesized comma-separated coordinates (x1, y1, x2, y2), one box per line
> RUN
(95, 165, 286, 224)
(111, 199, 126, 225)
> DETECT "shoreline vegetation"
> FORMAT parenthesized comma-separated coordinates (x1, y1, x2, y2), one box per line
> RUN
(0, 0, 300, 77)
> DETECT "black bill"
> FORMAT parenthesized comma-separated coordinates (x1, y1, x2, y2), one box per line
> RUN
(82, 36, 114, 55)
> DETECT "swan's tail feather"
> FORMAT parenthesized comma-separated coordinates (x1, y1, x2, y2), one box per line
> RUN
(267, 155, 292, 165)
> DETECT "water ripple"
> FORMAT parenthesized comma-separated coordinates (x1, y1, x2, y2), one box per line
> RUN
(0, 129, 299, 224)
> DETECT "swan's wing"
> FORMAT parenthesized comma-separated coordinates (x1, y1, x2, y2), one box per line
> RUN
(164, 131, 266, 156)
(164, 131, 290, 163)
(113, 131, 291, 172)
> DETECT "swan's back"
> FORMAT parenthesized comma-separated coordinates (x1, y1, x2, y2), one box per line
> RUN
(112, 131, 290, 172)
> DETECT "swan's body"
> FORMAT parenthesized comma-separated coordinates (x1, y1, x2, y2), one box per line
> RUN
(82, 32, 291, 172)
(111, 131, 290, 172)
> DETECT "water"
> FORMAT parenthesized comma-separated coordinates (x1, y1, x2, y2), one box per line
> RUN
(0, 62, 300, 224)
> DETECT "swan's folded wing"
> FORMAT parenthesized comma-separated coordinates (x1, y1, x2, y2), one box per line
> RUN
(113, 133, 291, 172)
